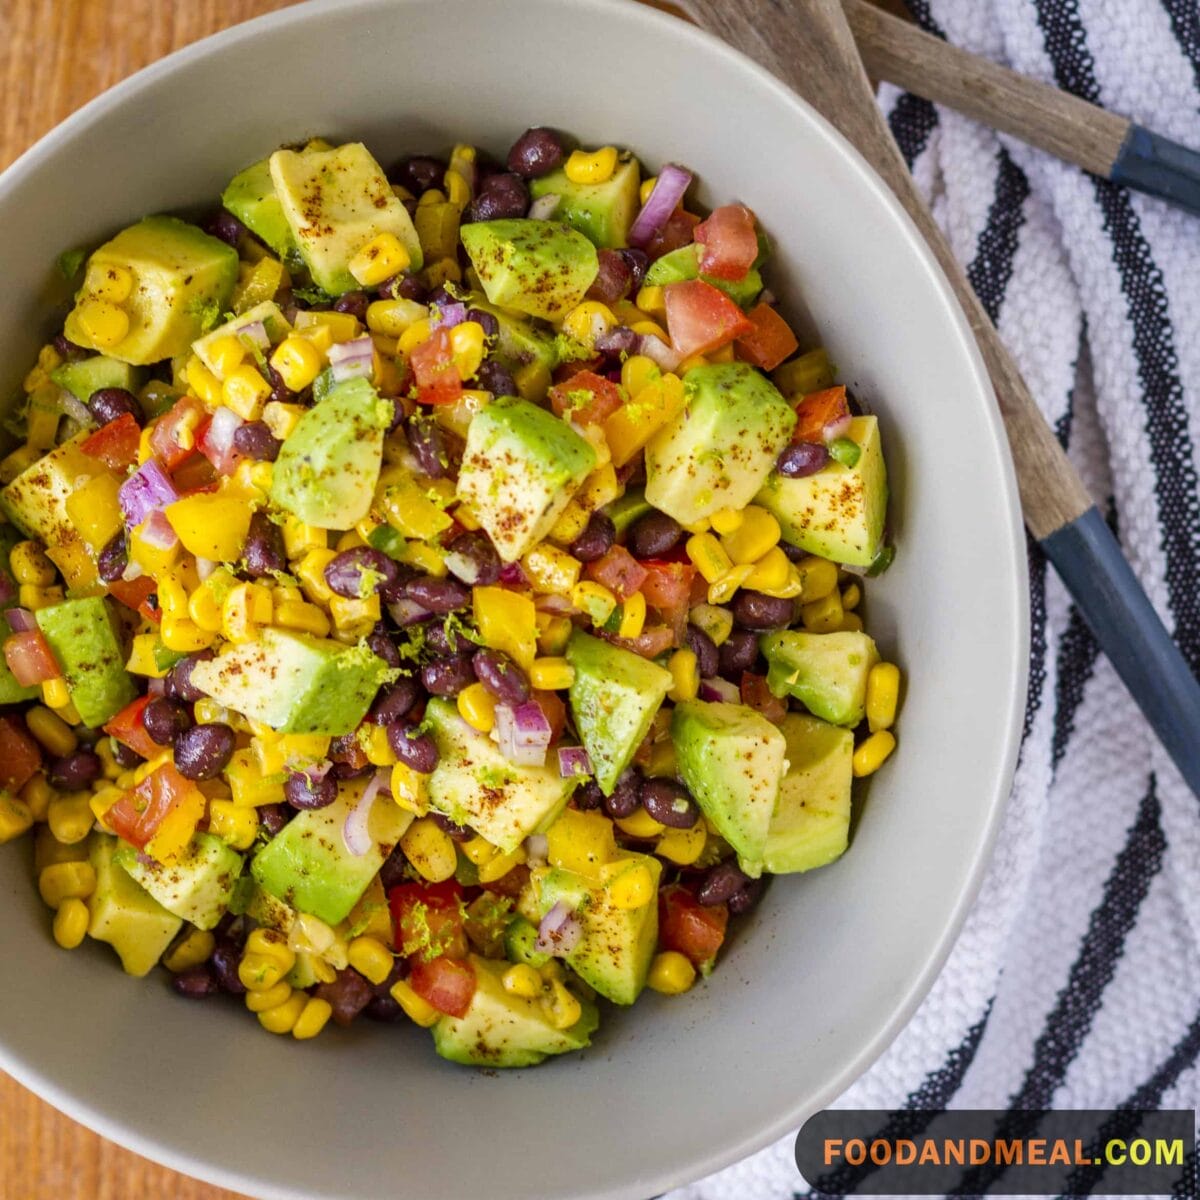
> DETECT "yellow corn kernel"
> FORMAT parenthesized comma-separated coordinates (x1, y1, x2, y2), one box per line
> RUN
(502, 963, 543, 999)
(546, 500, 589, 546)
(547, 809, 616, 877)
(347, 935, 394, 986)
(279, 521, 324, 566)
(604, 595, 643, 646)
(390, 761, 429, 816)
(38, 859, 96, 908)
(40, 677, 71, 709)
(52, 897, 89, 950)
(186, 581, 224, 633)
(294, 310, 361, 345)
(460, 835, 496, 867)
(0, 793, 33, 844)
(390, 978, 440, 1027)
(708, 508, 744, 537)
(448, 320, 486, 380)
(457, 683, 497, 734)
(720, 506, 781, 565)
(801, 589, 844, 633)
(245, 980, 293, 1013)
(10, 540, 55, 585)
(521, 543, 582, 595)
(205, 334, 246, 378)
(530, 657, 575, 691)
(686, 532, 733, 584)
(707, 563, 755, 605)
(246, 927, 297, 969)
(18, 583, 62, 612)
(366, 297, 428, 338)
(614, 808, 665, 839)
(23, 774, 57, 825)
(576, 462, 620, 514)
(1, 444, 39, 484)
(422, 255, 462, 290)
(94, 740, 122, 782)
(159, 613, 215, 653)
(260, 400, 303, 443)
(397, 317, 433, 356)
(349, 232, 412, 288)
(227, 749, 284, 808)
(564, 146, 618, 185)
(208, 798, 260, 850)
(258, 992, 308, 1034)
(221, 363, 273, 421)
(795, 556, 839, 603)
(361, 723, 397, 768)
(473, 585, 537, 670)
(291, 996, 334, 1041)
(444, 167, 472, 210)
(89, 786, 122, 831)
(853, 729, 896, 777)
(603, 861, 655, 909)
(184, 357, 223, 407)
(401, 817, 458, 883)
(635, 283, 667, 320)
(648, 950, 696, 995)
(329, 593, 380, 639)
(273, 599, 331, 638)
(26, 707, 77, 757)
(561, 301, 616, 351)
(477, 845, 527, 885)
(667, 648, 700, 703)
(842, 582, 862, 611)
(156, 571, 188, 621)
(866, 662, 901, 733)
(270, 335, 324, 393)
(222, 582, 272, 644)
(543, 979, 583, 1029)
(293, 550, 336, 607)
(656, 823, 707, 866)
(638, 176, 658, 206)
(840, 612, 865, 632)
(570, 580, 617, 626)
(85, 262, 134, 303)
(75, 299, 129, 348)
(513, 359, 552, 403)
(193, 698, 228, 726)
(743, 546, 791, 593)
(163, 928, 216, 974)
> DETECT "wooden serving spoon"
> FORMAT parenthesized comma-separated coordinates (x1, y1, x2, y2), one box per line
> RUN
(683, 0, 1200, 796)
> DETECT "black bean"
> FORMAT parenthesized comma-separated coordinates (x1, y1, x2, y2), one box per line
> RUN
(386, 719, 439, 773)
(165, 650, 214, 702)
(586, 249, 634, 304)
(53, 333, 92, 362)
(605, 768, 642, 819)
(427, 286, 458, 310)
(330, 760, 372, 780)
(284, 769, 338, 810)
(628, 510, 683, 559)
(258, 803, 292, 837)
(732, 589, 796, 631)
(211, 938, 247, 995)
(719, 630, 760, 679)
(569, 512, 616, 563)
(406, 413, 453, 478)
(379, 843, 409, 892)
(594, 326, 641, 357)
(619, 248, 650, 293)
(332, 290, 370, 320)
(142, 696, 192, 746)
(476, 358, 517, 398)
(472, 647, 530, 706)
(47, 748, 100, 790)
(382, 273, 428, 303)
(444, 530, 502, 586)
(232, 420, 281, 462)
(777, 442, 829, 478)
(465, 173, 528, 223)
(173, 723, 235, 781)
(316, 968, 376, 1027)
(406, 575, 469, 614)
(368, 677, 420, 725)
(324, 547, 400, 599)
(465, 308, 499, 340)
(110, 738, 142, 767)
(365, 993, 404, 1022)
(366, 630, 402, 669)
(172, 965, 218, 998)
(203, 209, 246, 247)
(265, 363, 297, 406)
(97, 530, 128, 584)
(685, 624, 720, 679)
(391, 154, 445, 194)
(422, 620, 461, 657)
(431, 811, 473, 842)
(87, 387, 141, 425)
(781, 541, 808, 563)
(698, 860, 750, 906)
(241, 510, 286, 578)
(573, 779, 605, 811)
(421, 653, 477, 696)
(640, 778, 699, 829)
(728, 877, 766, 915)
(506, 127, 566, 178)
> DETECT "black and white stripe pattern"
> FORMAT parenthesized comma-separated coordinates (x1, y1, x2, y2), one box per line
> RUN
(676, 2, 1200, 1195)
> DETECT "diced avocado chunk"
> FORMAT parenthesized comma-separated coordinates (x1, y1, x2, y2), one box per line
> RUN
(251, 777, 413, 925)
(50, 355, 146, 404)
(602, 488, 652, 536)
(424, 698, 572, 854)
(756, 415, 888, 567)
(465, 296, 558, 377)
(222, 155, 299, 263)
(645, 363, 795, 526)
(760, 630, 880, 727)
(270, 142, 423, 294)
(114, 833, 243, 930)
(35, 597, 134, 727)
(0, 529, 36, 703)
(644, 243, 763, 308)
(504, 915, 551, 968)
(566, 630, 672, 795)
(189, 627, 389, 735)
(191, 301, 291, 380)
(528, 157, 642, 249)
(0, 433, 99, 588)
(671, 700, 787, 877)
(764, 714, 854, 875)
(64, 217, 238, 364)
(456, 395, 596, 562)
(270, 377, 392, 529)
(432, 954, 599, 1068)
(538, 850, 662, 1005)
(87, 834, 182, 977)
(461, 219, 599, 321)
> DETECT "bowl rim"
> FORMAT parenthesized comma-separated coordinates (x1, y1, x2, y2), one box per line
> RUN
(0, 0, 1029, 1195)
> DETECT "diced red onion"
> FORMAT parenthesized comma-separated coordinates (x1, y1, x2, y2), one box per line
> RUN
(822, 414, 853, 442)
(57, 390, 94, 428)
(499, 562, 527, 587)
(595, 326, 641, 356)
(195, 557, 218, 582)
(528, 194, 560, 220)
(139, 509, 179, 551)
(759, 288, 776, 306)
(122, 559, 145, 582)
(343, 769, 388, 856)
(328, 336, 375, 383)
(638, 332, 682, 371)
(3, 607, 36, 633)
(444, 545, 487, 585)
(698, 677, 741, 704)
(840, 562, 870, 578)
(534, 592, 575, 615)
(146, 676, 166, 697)
(629, 163, 693, 248)
(557, 745, 592, 778)
(236, 320, 270, 351)
(494, 700, 553, 767)
(387, 597, 432, 626)
(430, 302, 468, 332)
(206, 406, 243, 455)
(118, 458, 179, 527)
(302, 759, 333, 783)
(536, 900, 582, 955)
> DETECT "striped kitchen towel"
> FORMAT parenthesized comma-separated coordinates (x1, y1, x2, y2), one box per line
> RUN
(675, 0, 1200, 1195)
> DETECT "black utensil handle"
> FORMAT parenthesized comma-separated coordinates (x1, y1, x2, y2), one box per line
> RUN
(1041, 506, 1200, 796)
(1110, 124, 1200, 219)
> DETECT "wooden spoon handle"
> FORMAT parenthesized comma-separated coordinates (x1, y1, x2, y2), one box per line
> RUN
(684, 0, 1092, 538)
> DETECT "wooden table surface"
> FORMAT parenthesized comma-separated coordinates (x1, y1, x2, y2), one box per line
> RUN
(0, 1, 907, 1196)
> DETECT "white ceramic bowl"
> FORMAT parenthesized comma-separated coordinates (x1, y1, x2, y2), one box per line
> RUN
(0, 1, 1028, 1196)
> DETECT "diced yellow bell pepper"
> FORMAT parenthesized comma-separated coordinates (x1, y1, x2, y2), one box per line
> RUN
(144, 781, 206, 864)
(129, 520, 181, 576)
(603, 372, 686, 467)
(64, 472, 123, 551)
(473, 585, 537, 670)
(165, 494, 254, 563)
(379, 471, 454, 541)
(546, 809, 617, 879)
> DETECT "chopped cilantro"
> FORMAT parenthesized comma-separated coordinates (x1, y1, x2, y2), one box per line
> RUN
(189, 296, 223, 334)
(57, 247, 87, 280)
(291, 284, 334, 307)
(367, 524, 407, 560)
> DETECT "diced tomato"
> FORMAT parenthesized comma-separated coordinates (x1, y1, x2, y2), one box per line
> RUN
(408, 954, 476, 1018)
(410, 328, 463, 406)
(107, 575, 160, 624)
(551, 356, 606, 386)
(149, 395, 207, 470)
(3, 629, 61, 686)
(532, 688, 567, 744)
(585, 545, 647, 600)
(659, 884, 728, 968)
(389, 879, 468, 961)
(103, 696, 162, 761)
(0, 715, 41, 792)
(645, 209, 700, 261)
(549, 370, 624, 425)
(81, 413, 140, 471)
(694, 204, 758, 281)
(105, 763, 200, 852)
(663, 280, 754, 359)
(740, 672, 787, 724)
(171, 452, 219, 493)
(792, 386, 849, 444)
(606, 624, 677, 659)
(736, 304, 800, 372)
(639, 560, 696, 614)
